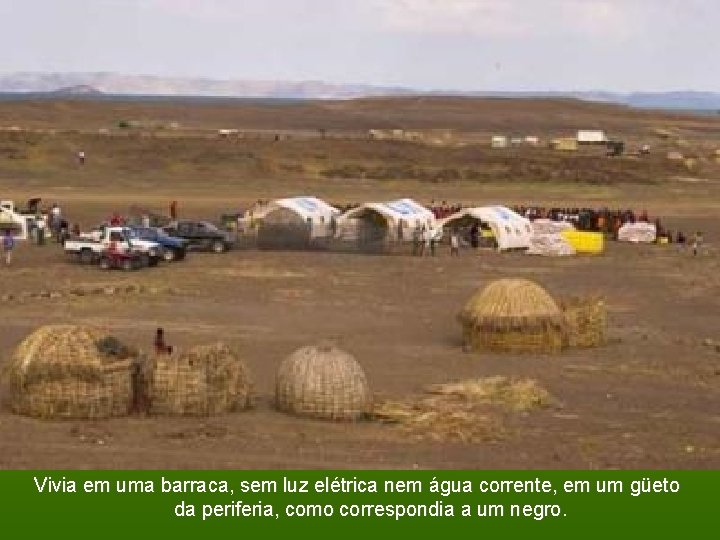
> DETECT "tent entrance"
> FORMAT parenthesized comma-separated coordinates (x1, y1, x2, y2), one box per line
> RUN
(257, 207, 312, 250)
(354, 209, 390, 251)
(443, 216, 497, 249)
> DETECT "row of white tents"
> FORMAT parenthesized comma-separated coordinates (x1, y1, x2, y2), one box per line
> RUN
(242, 196, 659, 253)
(243, 196, 536, 251)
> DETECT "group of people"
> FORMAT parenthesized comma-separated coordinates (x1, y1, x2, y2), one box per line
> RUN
(514, 205, 664, 237)
(513, 205, 659, 233)
(27, 203, 70, 245)
(513, 204, 706, 255)
(428, 200, 463, 219)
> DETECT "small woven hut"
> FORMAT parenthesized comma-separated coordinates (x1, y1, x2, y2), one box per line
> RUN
(2, 325, 136, 419)
(560, 296, 607, 348)
(147, 343, 252, 416)
(458, 279, 566, 354)
(275, 343, 372, 421)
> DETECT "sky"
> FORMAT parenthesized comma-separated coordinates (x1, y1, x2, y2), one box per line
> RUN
(1, 0, 718, 92)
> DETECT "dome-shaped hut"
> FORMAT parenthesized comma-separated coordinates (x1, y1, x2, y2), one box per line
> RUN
(275, 343, 372, 421)
(458, 279, 566, 354)
(2, 324, 136, 419)
(147, 342, 252, 416)
(560, 295, 607, 348)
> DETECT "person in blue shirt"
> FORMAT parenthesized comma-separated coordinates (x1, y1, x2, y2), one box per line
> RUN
(2, 229, 15, 265)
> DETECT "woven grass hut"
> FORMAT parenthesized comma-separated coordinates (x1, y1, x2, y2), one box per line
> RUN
(147, 343, 252, 416)
(2, 325, 136, 419)
(275, 343, 372, 421)
(458, 279, 566, 354)
(560, 296, 607, 348)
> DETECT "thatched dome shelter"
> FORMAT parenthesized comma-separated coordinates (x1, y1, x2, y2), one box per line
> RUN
(560, 296, 607, 348)
(275, 343, 372, 421)
(2, 324, 136, 419)
(458, 279, 566, 354)
(147, 342, 252, 416)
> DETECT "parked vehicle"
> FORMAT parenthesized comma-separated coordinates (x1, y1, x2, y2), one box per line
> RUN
(98, 249, 144, 271)
(163, 220, 234, 253)
(129, 226, 188, 262)
(65, 226, 162, 266)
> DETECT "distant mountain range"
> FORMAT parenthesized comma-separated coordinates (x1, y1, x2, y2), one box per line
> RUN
(1, 72, 720, 110)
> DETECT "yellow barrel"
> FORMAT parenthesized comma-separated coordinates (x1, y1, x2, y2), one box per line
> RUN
(560, 230, 604, 254)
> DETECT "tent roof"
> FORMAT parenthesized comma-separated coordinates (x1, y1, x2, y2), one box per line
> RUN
(440, 206, 530, 227)
(261, 196, 340, 221)
(342, 198, 434, 221)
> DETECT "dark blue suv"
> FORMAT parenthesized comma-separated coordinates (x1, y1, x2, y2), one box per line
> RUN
(129, 227, 188, 262)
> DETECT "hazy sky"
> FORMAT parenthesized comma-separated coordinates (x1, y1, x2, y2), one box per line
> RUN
(1, 0, 718, 91)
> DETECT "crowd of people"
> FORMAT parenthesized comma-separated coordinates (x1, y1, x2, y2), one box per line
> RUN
(429, 200, 463, 219)
(513, 205, 670, 238)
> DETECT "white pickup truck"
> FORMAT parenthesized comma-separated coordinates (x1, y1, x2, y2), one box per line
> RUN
(65, 226, 163, 266)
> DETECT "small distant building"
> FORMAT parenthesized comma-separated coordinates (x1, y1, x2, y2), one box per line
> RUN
(510, 137, 524, 146)
(525, 136, 540, 146)
(551, 138, 579, 151)
(218, 129, 239, 138)
(491, 135, 508, 148)
(577, 130, 608, 145)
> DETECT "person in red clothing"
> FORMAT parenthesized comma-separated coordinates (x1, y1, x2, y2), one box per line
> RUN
(169, 201, 178, 220)
(154, 327, 172, 355)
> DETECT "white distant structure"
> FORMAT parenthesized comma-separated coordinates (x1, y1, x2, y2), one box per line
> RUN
(218, 129, 239, 138)
(491, 135, 508, 148)
(577, 130, 608, 144)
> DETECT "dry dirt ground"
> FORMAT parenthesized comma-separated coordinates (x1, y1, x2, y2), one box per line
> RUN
(0, 194, 718, 470)
(0, 97, 719, 469)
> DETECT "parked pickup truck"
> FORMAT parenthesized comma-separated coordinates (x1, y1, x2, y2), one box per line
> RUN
(129, 226, 188, 262)
(163, 220, 234, 253)
(65, 226, 163, 266)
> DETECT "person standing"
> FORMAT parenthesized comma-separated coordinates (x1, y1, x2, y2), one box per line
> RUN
(450, 229, 460, 256)
(469, 223, 479, 249)
(692, 231, 704, 256)
(428, 225, 439, 256)
(2, 229, 14, 265)
(169, 201, 178, 220)
(35, 214, 46, 245)
(50, 203, 62, 239)
(411, 224, 422, 256)
(77, 150, 86, 165)
(154, 328, 172, 355)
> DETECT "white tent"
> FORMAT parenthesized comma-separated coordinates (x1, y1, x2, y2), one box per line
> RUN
(337, 198, 436, 242)
(439, 206, 532, 251)
(618, 222, 656, 243)
(252, 196, 340, 239)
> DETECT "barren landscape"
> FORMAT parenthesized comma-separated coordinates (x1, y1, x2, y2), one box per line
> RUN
(1, 97, 719, 469)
